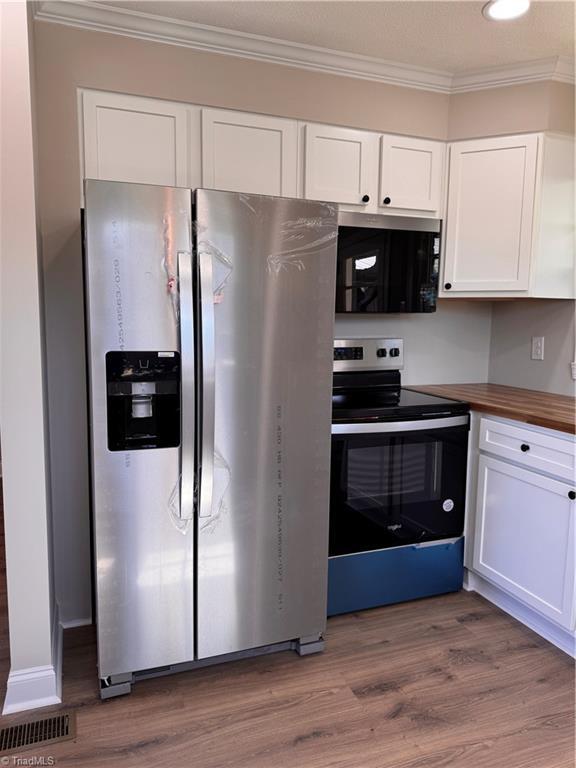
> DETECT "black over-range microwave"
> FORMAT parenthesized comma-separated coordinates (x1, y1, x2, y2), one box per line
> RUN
(335, 213, 441, 313)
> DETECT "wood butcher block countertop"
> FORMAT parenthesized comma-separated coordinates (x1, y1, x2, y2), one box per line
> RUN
(407, 383, 576, 435)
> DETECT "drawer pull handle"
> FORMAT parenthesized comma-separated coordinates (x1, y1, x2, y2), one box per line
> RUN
(569, 491, 576, 501)
(520, 443, 530, 452)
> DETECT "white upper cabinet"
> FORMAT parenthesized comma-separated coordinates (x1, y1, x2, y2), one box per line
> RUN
(303, 124, 379, 210)
(379, 135, 445, 215)
(304, 126, 443, 217)
(443, 134, 538, 294)
(79, 91, 573, 301)
(473, 455, 575, 630)
(201, 109, 297, 197)
(441, 133, 575, 298)
(82, 90, 190, 189)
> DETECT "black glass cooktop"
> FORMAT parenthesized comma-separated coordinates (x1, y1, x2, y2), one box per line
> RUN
(332, 371, 469, 423)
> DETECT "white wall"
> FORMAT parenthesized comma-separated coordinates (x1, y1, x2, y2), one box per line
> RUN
(0, 0, 60, 713)
(335, 300, 493, 385)
(489, 300, 576, 396)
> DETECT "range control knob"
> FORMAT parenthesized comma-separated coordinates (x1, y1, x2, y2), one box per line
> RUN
(389, 348, 400, 358)
(377, 348, 388, 358)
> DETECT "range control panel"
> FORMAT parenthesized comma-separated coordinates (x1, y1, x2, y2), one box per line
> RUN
(333, 338, 404, 372)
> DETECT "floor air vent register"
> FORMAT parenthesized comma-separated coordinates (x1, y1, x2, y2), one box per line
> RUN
(0, 712, 75, 755)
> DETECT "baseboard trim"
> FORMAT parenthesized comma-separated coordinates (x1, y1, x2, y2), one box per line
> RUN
(464, 569, 576, 658)
(2, 604, 63, 715)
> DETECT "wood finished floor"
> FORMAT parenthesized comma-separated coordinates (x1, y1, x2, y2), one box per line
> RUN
(0, 487, 573, 766)
(0, 590, 573, 767)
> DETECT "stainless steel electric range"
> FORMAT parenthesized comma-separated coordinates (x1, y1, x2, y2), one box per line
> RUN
(328, 338, 470, 616)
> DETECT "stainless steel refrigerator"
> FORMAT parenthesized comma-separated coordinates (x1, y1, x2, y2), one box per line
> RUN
(83, 180, 338, 698)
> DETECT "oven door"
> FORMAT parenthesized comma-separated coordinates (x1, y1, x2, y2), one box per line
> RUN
(330, 416, 469, 556)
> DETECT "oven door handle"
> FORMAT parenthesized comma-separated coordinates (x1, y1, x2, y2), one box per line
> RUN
(411, 537, 462, 549)
(331, 415, 469, 434)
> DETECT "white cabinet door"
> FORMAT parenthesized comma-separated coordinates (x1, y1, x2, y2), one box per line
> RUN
(442, 134, 539, 293)
(304, 124, 378, 208)
(82, 91, 189, 188)
(202, 109, 297, 197)
(473, 455, 575, 629)
(379, 135, 444, 214)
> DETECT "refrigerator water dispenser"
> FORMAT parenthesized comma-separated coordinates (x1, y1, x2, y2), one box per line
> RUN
(105, 351, 181, 451)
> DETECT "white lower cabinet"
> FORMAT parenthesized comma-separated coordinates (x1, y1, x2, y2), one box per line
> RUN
(479, 416, 575, 482)
(473, 454, 575, 630)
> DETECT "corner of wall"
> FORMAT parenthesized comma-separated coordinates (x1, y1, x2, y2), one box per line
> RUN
(486, 300, 496, 383)
(1, 0, 60, 713)
(547, 80, 576, 137)
(487, 299, 576, 396)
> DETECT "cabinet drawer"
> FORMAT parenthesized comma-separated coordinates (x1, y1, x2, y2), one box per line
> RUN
(479, 417, 575, 482)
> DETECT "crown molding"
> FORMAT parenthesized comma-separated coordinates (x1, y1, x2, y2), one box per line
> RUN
(452, 56, 575, 93)
(34, 1, 574, 95)
(34, 0, 453, 92)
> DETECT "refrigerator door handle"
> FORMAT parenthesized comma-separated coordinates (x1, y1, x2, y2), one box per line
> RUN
(178, 250, 195, 520)
(199, 250, 215, 519)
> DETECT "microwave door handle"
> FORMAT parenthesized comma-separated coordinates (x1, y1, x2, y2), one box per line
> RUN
(198, 250, 215, 519)
(178, 250, 195, 520)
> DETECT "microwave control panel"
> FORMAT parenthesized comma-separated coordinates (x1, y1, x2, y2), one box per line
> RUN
(333, 338, 404, 372)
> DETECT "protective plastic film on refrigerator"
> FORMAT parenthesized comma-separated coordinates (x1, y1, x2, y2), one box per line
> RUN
(84, 180, 338, 697)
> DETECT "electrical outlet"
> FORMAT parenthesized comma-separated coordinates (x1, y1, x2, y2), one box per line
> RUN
(531, 336, 545, 360)
(571, 362, 576, 381)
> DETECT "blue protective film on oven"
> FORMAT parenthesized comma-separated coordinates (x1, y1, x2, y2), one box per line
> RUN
(327, 537, 464, 616)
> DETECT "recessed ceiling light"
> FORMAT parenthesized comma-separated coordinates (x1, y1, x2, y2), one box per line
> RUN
(482, 0, 531, 21)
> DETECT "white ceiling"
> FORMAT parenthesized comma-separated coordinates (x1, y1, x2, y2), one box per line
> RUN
(102, 0, 574, 74)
